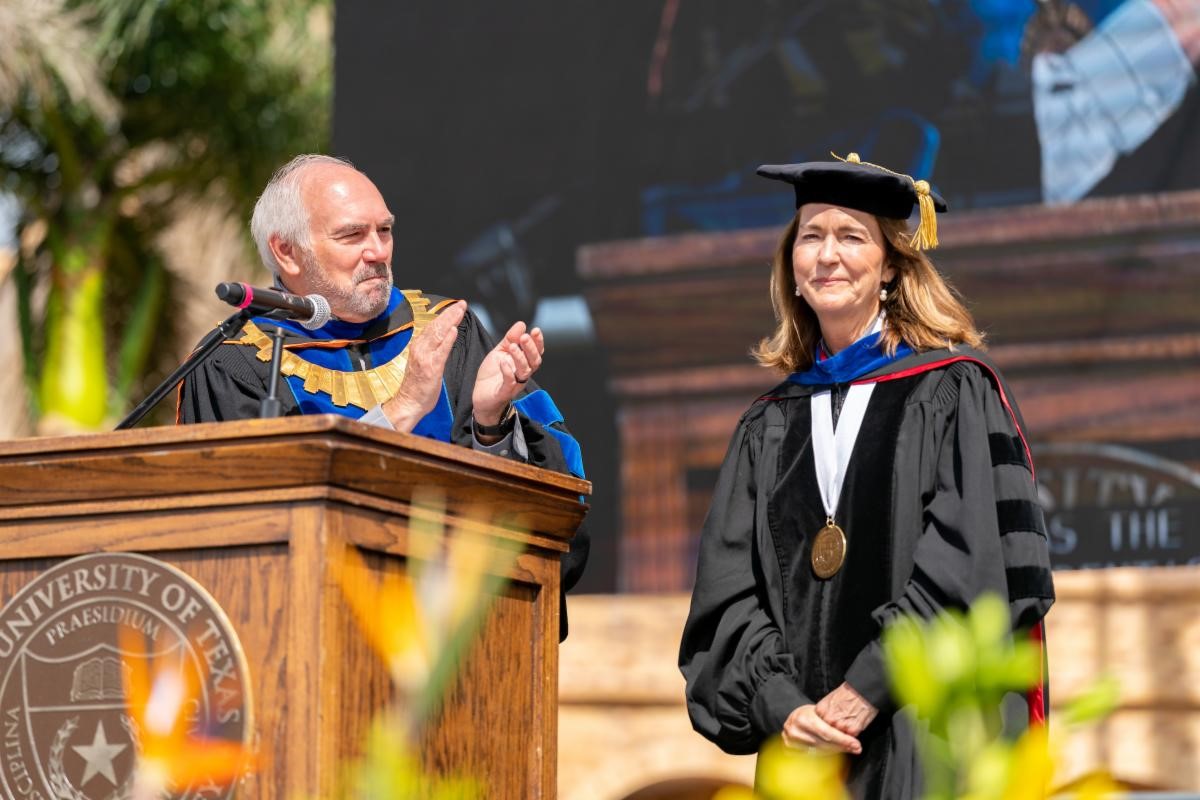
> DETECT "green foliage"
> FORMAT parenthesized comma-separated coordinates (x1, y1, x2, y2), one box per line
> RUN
(884, 595, 1040, 744)
(0, 0, 331, 429)
(880, 595, 1120, 800)
(882, 596, 1043, 800)
(735, 596, 1121, 800)
(1060, 674, 1120, 728)
(346, 717, 482, 800)
(38, 234, 109, 426)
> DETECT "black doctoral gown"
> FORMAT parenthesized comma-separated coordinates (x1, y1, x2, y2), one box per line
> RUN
(679, 348, 1055, 799)
(177, 289, 590, 638)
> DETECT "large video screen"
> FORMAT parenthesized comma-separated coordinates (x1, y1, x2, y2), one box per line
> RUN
(335, 0, 1200, 590)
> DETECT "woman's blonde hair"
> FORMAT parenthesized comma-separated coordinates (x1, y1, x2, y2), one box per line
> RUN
(752, 213, 984, 374)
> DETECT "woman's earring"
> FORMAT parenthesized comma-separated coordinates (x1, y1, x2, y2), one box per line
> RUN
(879, 287, 889, 302)
(794, 286, 801, 297)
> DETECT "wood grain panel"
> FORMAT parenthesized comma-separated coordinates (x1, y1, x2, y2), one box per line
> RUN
(420, 584, 540, 798)
(0, 416, 588, 492)
(0, 424, 581, 799)
(0, 418, 589, 547)
(0, 505, 292, 559)
(153, 544, 291, 800)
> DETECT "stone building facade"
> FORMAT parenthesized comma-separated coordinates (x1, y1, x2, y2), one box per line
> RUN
(560, 568, 1200, 797)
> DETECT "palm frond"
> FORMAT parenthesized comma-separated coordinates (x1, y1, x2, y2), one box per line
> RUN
(0, 0, 119, 124)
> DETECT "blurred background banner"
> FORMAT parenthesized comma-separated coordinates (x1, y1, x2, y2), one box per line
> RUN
(333, 0, 1200, 593)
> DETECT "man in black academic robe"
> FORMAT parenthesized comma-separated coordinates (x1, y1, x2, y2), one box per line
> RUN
(177, 154, 588, 636)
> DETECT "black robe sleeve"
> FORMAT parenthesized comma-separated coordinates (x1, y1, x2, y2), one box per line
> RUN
(177, 341, 299, 423)
(679, 406, 810, 755)
(842, 362, 1056, 710)
(442, 309, 576, 471)
(441, 307, 591, 635)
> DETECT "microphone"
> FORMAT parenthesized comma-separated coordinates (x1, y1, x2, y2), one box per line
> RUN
(215, 282, 332, 330)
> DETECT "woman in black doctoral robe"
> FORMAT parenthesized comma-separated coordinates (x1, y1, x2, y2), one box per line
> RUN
(678, 154, 1055, 799)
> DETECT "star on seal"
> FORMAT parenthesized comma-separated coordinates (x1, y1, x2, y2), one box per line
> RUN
(72, 720, 128, 786)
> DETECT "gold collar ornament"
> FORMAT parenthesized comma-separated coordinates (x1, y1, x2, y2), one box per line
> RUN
(237, 289, 439, 411)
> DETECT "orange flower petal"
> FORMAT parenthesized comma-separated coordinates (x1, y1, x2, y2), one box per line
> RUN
(332, 542, 431, 685)
(118, 623, 151, 724)
(163, 739, 255, 786)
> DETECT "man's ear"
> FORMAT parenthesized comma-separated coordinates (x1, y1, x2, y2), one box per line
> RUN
(270, 235, 303, 280)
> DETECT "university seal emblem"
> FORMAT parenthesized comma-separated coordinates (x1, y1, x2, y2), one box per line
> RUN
(0, 553, 251, 799)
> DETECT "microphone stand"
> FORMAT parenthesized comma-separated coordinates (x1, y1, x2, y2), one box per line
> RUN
(259, 324, 287, 419)
(114, 308, 254, 430)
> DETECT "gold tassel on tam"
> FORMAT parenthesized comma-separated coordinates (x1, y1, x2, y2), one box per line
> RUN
(910, 180, 939, 250)
(831, 151, 940, 251)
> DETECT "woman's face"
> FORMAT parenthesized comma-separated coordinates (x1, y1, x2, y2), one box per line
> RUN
(792, 203, 894, 328)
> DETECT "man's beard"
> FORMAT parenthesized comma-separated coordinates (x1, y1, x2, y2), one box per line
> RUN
(301, 251, 393, 321)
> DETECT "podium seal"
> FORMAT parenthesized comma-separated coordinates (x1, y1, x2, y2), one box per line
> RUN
(0, 553, 252, 799)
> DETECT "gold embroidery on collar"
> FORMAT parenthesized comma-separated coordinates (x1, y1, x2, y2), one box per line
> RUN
(239, 289, 439, 411)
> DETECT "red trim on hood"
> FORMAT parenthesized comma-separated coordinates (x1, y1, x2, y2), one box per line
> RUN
(1028, 622, 1048, 727)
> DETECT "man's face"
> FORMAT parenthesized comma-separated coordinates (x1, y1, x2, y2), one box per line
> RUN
(281, 164, 396, 323)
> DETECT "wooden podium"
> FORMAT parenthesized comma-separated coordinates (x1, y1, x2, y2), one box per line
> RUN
(0, 416, 589, 799)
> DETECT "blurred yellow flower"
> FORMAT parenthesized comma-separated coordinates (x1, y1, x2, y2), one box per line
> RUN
(348, 717, 481, 800)
(330, 492, 521, 721)
(1069, 772, 1123, 800)
(118, 625, 254, 798)
(999, 726, 1055, 800)
(333, 542, 433, 694)
(751, 737, 849, 800)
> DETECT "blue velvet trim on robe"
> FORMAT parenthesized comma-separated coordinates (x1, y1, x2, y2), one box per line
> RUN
(788, 331, 914, 387)
(257, 289, 454, 442)
(514, 390, 585, 478)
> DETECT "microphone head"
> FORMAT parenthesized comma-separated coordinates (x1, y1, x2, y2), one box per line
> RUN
(300, 294, 332, 330)
(215, 282, 249, 307)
